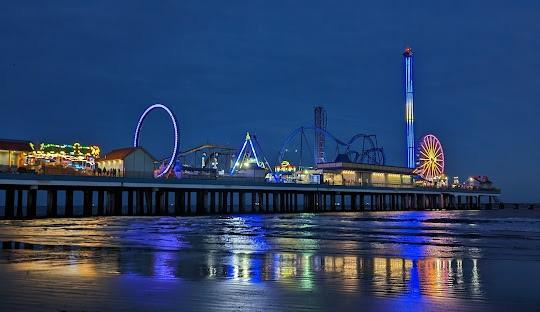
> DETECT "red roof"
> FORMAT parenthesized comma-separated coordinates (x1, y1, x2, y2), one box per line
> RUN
(100, 147, 156, 161)
(0, 139, 33, 152)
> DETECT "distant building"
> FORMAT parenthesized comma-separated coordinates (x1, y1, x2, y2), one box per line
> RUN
(98, 147, 156, 178)
(0, 139, 34, 172)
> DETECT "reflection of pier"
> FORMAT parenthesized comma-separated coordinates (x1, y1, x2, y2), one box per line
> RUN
(0, 174, 500, 218)
(1, 241, 482, 299)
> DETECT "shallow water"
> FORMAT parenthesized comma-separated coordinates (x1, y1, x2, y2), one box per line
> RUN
(0, 210, 539, 311)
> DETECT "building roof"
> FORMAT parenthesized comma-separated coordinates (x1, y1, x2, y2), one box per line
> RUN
(317, 162, 414, 175)
(0, 139, 34, 152)
(99, 147, 156, 161)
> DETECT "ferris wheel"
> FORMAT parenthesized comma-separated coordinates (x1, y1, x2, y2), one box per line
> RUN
(415, 134, 445, 180)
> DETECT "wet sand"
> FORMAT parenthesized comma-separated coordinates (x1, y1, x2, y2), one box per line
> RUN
(0, 210, 539, 311)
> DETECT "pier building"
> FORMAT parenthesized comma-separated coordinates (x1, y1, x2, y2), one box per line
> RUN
(0, 139, 33, 172)
(317, 162, 414, 188)
(98, 147, 156, 178)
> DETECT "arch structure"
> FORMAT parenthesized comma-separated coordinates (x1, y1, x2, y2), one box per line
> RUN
(133, 103, 179, 178)
(278, 126, 385, 166)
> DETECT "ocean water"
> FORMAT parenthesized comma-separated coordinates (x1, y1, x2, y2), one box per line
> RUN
(0, 210, 539, 311)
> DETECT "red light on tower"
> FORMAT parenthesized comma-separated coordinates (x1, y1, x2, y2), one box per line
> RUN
(403, 47, 412, 56)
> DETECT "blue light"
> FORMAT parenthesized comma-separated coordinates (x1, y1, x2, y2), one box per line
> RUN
(404, 49, 416, 169)
(230, 139, 249, 175)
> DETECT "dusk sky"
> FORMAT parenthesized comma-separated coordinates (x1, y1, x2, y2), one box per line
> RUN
(1, 1, 539, 202)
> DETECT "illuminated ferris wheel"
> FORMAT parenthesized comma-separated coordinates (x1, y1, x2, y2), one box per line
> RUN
(415, 134, 445, 180)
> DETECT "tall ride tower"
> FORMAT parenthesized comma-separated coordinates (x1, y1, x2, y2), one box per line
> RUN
(404, 47, 416, 169)
(314, 106, 327, 164)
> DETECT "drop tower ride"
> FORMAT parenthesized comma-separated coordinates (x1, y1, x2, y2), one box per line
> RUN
(404, 47, 415, 169)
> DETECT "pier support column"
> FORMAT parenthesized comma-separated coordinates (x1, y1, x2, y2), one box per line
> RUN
(27, 188, 37, 218)
(155, 191, 163, 216)
(174, 191, 184, 215)
(46, 190, 58, 218)
(97, 190, 105, 216)
(350, 194, 357, 211)
(288, 192, 293, 212)
(263, 192, 269, 213)
(127, 190, 134, 215)
(210, 191, 216, 214)
(305, 193, 310, 212)
(259, 192, 263, 213)
(228, 192, 234, 213)
(163, 192, 169, 215)
(156, 191, 168, 215)
(4, 188, 15, 218)
(289, 192, 294, 212)
(222, 192, 228, 214)
(218, 191, 224, 214)
(250, 192, 256, 213)
(83, 190, 93, 217)
(360, 194, 365, 211)
(136, 190, 145, 215)
(284, 192, 289, 213)
(288, 192, 293, 213)
(106, 191, 113, 215)
(272, 192, 277, 213)
(145, 191, 153, 215)
(16, 189, 24, 218)
(65, 189, 74, 217)
(114, 191, 123, 216)
(187, 191, 193, 215)
(196, 191, 206, 215)
(238, 192, 245, 213)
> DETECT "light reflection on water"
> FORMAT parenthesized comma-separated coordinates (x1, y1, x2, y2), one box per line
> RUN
(0, 242, 483, 300)
(0, 210, 539, 309)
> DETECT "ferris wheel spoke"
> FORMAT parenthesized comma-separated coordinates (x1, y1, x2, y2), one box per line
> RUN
(419, 150, 430, 158)
(434, 144, 443, 156)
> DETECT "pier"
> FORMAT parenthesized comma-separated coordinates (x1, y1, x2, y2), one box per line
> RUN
(0, 174, 500, 219)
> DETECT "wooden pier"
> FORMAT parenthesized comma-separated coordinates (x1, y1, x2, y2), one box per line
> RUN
(0, 174, 501, 219)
